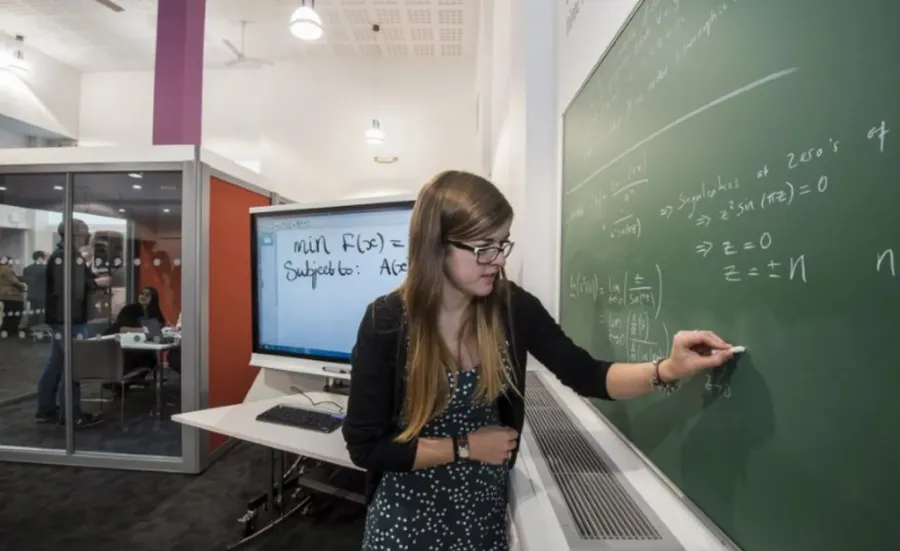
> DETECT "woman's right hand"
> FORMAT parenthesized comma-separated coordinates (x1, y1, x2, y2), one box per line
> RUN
(468, 425, 518, 465)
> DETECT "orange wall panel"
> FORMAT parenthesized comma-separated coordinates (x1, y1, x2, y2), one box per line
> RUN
(136, 237, 181, 324)
(208, 177, 270, 451)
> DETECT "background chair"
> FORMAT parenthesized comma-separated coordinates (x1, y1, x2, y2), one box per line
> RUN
(71, 338, 150, 430)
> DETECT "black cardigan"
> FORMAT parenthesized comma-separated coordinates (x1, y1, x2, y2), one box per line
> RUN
(341, 281, 614, 503)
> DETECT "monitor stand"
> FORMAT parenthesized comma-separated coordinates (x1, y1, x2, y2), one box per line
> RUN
(324, 378, 350, 396)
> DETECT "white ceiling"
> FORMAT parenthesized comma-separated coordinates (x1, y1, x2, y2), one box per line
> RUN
(0, 0, 479, 72)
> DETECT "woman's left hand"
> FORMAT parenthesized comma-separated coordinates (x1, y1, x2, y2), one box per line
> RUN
(661, 330, 733, 381)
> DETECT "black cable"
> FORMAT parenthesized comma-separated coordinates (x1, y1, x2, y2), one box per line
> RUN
(289, 386, 345, 413)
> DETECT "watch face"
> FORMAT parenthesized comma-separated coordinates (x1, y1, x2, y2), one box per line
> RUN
(459, 447, 470, 459)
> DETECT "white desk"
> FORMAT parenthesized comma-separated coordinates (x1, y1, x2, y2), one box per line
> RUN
(173, 393, 354, 470)
(117, 336, 179, 420)
(174, 391, 360, 545)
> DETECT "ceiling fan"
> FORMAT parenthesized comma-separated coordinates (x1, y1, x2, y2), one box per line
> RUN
(223, 21, 274, 68)
(92, 0, 125, 12)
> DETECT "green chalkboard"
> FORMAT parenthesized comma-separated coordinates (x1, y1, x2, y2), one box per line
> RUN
(559, 1, 900, 550)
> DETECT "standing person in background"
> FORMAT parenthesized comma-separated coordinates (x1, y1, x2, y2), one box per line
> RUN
(34, 219, 109, 428)
(23, 251, 47, 329)
(0, 255, 27, 336)
(343, 170, 735, 551)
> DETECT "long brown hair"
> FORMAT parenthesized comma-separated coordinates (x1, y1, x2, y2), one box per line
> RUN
(396, 170, 516, 442)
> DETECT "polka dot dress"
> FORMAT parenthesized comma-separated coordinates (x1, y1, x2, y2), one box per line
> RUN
(362, 369, 509, 551)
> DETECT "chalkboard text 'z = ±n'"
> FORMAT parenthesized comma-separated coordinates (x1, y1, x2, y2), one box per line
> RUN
(723, 256, 806, 283)
(876, 249, 895, 278)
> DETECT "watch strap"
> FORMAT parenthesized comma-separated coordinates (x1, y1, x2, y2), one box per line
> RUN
(651, 357, 680, 394)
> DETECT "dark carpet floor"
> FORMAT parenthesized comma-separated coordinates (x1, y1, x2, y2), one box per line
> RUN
(0, 336, 49, 403)
(0, 441, 366, 551)
(0, 336, 182, 455)
(0, 374, 182, 455)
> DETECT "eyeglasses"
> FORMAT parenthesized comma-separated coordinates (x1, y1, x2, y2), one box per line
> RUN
(448, 240, 515, 265)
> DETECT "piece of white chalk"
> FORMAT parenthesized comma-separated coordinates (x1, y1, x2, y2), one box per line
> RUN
(711, 345, 746, 355)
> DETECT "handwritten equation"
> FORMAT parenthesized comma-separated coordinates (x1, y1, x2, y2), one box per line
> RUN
(282, 231, 408, 289)
(568, 151, 649, 234)
(569, 265, 669, 363)
(569, 264, 663, 316)
(581, 0, 738, 142)
(658, 121, 890, 229)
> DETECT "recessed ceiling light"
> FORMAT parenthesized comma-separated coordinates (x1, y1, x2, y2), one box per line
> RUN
(132, 184, 142, 190)
(0, 186, 6, 191)
(53, 185, 63, 191)
(374, 156, 399, 164)
(118, 208, 126, 213)
(162, 208, 170, 213)
(128, 172, 143, 179)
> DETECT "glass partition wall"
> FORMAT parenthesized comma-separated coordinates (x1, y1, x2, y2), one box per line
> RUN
(0, 162, 198, 472)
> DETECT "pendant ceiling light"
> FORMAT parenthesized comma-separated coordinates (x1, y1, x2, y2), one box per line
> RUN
(290, 0, 324, 41)
(365, 120, 385, 145)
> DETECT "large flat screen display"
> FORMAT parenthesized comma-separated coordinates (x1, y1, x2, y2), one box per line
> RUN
(251, 200, 413, 363)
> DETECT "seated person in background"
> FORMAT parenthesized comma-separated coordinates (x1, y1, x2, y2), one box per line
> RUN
(103, 286, 166, 392)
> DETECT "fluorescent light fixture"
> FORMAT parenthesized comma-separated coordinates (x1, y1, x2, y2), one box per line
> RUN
(128, 172, 142, 179)
(374, 156, 399, 164)
(132, 184, 142, 190)
(0, 186, 6, 191)
(4, 36, 28, 73)
(7, 51, 27, 73)
(53, 185, 63, 191)
(163, 208, 170, 213)
(365, 119, 385, 145)
(290, 4, 324, 41)
(118, 208, 126, 213)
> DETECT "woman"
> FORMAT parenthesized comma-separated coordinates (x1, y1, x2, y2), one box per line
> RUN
(342, 171, 734, 551)
(0, 256, 27, 336)
(103, 287, 166, 389)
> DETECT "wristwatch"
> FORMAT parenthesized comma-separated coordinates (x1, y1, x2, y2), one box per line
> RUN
(651, 357, 680, 394)
(454, 434, 470, 461)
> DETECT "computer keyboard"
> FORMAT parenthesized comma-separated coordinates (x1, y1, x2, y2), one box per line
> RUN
(256, 404, 344, 433)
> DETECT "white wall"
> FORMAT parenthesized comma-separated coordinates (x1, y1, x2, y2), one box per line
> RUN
(476, 0, 639, 312)
(0, 125, 26, 148)
(557, 1, 640, 114)
(78, 58, 477, 202)
(78, 68, 261, 166)
(0, 35, 80, 138)
(476, 0, 557, 306)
